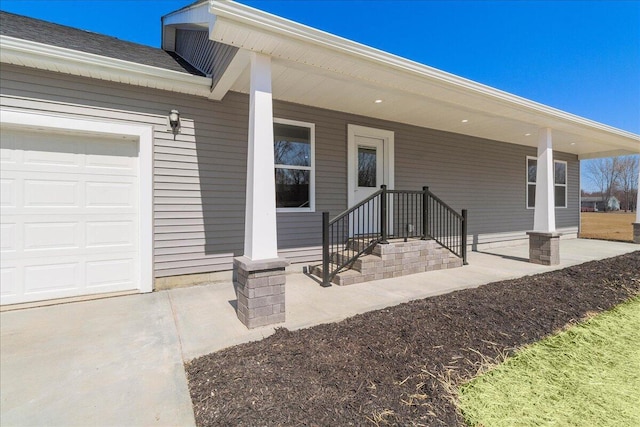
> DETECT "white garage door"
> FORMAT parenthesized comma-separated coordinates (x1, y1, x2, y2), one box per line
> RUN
(1, 128, 141, 305)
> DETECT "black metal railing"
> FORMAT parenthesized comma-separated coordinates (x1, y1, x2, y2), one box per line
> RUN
(321, 185, 467, 286)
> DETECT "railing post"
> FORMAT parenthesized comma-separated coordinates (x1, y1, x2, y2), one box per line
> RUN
(380, 185, 388, 244)
(422, 186, 429, 239)
(321, 211, 331, 287)
(461, 209, 468, 265)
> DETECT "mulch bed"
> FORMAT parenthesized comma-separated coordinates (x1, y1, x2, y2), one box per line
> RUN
(186, 251, 640, 426)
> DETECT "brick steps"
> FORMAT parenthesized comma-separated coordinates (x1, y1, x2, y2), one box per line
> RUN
(311, 238, 463, 286)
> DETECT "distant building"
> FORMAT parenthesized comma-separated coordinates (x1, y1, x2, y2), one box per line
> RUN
(581, 196, 620, 212)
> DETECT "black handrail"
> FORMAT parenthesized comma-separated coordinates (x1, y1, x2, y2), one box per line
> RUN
(321, 185, 468, 286)
(321, 186, 387, 287)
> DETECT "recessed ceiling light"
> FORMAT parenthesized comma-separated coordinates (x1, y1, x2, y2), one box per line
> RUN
(525, 133, 532, 136)
(374, 99, 383, 104)
(570, 142, 576, 146)
(461, 119, 468, 123)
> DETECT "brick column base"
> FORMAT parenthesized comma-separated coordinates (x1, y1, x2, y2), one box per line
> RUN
(633, 223, 640, 244)
(526, 231, 560, 265)
(233, 256, 289, 329)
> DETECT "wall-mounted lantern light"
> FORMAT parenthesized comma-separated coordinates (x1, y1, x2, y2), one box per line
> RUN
(168, 109, 181, 138)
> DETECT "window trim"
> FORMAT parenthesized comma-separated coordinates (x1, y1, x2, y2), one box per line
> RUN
(526, 156, 537, 210)
(273, 117, 315, 213)
(526, 156, 568, 209)
(554, 159, 568, 209)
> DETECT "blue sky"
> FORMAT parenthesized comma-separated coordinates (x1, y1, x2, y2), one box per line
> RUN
(1, 0, 638, 190)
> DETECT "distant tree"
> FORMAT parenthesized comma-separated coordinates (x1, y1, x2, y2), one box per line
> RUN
(584, 157, 620, 212)
(616, 155, 639, 212)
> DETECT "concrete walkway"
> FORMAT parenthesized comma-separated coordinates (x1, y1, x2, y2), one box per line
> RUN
(1, 239, 637, 426)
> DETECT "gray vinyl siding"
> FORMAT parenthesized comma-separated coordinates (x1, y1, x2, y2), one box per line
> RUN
(0, 64, 579, 279)
(272, 102, 580, 250)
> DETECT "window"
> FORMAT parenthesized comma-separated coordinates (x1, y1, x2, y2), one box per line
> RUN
(554, 160, 567, 208)
(357, 147, 377, 187)
(526, 157, 567, 209)
(273, 119, 315, 211)
(527, 157, 537, 209)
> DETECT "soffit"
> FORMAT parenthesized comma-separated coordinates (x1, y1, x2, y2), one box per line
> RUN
(210, 16, 639, 159)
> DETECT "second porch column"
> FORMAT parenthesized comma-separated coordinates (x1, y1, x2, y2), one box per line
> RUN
(533, 128, 556, 233)
(244, 52, 278, 260)
(527, 127, 560, 265)
(235, 52, 288, 329)
(634, 167, 640, 243)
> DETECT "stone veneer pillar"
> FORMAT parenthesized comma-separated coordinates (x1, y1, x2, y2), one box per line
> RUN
(526, 231, 560, 265)
(234, 256, 289, 329)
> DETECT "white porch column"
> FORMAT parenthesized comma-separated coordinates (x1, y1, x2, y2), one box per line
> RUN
(533, 128, 556, 232)
(243, 52, 279, 260)
(528, 128, 560, 265)
(235, 52, 289, 329)
(633, 167, 640, 244)
(636, 167, 640, 223)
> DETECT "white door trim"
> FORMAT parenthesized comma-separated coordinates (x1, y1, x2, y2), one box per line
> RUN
(0, 108, 154, 294)
(347, 124, 394, 207)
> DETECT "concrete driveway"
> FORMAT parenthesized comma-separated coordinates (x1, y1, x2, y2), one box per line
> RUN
(1, 238, 637, 426)
(0, 292, 195, 426)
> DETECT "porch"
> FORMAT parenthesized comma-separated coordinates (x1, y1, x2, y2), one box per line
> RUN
(155, 237, 638, 358)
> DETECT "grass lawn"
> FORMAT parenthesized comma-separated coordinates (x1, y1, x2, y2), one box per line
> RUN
(580, 211, 636, 242)
(458, 297, 640, 427)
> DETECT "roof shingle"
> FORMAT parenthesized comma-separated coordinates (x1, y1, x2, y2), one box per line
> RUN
(0, 10, 204, 76)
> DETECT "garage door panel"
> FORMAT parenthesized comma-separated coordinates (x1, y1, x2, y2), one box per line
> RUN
(1, 223, 17, 252)
(1, 267, 17, 297)
(24, 179, 79, 207)
(85, 142, 137, 170)
(86, 220, 136, 248)
(86, 181, 136, 208)
(24, 221, 79, 250)
(0, 218, 136, 259)
(24, 262, 80, 293)
(0, 139, 16, 162)
(86, 258, 135, 288)
(3, 250, 138, 301)
(0, 128, 141, 305)
(23, 140, 82, 167)
(1, 178, 16, 207)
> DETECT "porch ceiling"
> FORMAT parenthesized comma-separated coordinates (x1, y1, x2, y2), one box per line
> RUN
(209, 1, 639, 160)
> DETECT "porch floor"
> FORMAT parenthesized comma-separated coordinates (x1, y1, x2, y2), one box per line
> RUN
(1, 238, 637, 426)
(174, 238, 638, 359)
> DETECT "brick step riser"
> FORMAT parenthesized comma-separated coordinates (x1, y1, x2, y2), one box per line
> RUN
(311, 239, 464, 286)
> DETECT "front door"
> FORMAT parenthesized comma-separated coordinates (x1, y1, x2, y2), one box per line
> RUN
(347, 125, 395, 236)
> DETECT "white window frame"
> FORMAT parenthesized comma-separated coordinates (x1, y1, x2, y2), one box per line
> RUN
(273, 117, 315, 213)
(554, 160, 568, 209)
(526, 156, 568, 209)
(526, 156, 537, 210)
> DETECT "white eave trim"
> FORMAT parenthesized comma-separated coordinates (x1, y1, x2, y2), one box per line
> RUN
(0, 35, 212, 97)
(209, 1, 639, 143)
(163, 1, 209, 23)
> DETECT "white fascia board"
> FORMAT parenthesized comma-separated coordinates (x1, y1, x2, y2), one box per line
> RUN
(163, 1, 210, 25)
(0, 35, 212, 97)
(209, 1, 639, 143)
(578, 149, 640, 160)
